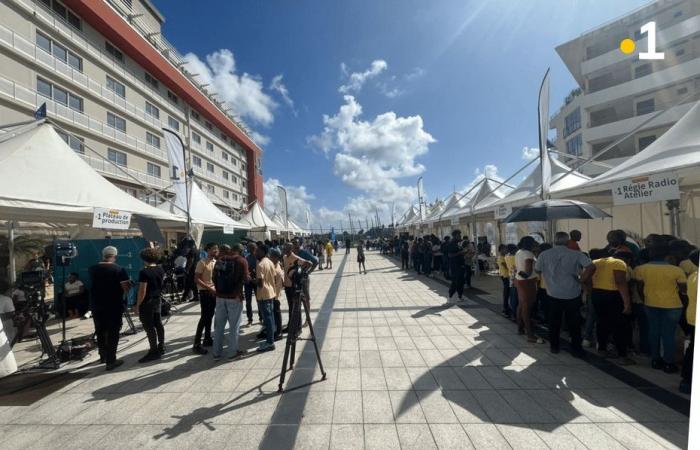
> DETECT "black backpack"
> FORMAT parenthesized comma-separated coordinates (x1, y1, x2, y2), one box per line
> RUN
(213, 257, 241, 296)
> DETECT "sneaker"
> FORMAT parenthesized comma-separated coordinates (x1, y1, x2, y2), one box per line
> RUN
(247, 321, 253, 327)
(138, 352, 161, 363)
(158, 343, 165, 355)
(274, 334, 283, 341)
(663, 363, 678, 374)
(202, 338, 214, 347)
(257, 343, 275, 352)
(105, 359, 124, 371)
(193, 345, 208, 355)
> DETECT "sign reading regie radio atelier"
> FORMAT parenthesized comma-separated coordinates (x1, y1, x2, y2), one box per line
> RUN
(93, 207, 132, 230)
(612, 172, 680, 206)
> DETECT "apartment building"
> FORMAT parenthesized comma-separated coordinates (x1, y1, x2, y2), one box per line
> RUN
(0, 0, 264, 216)
(550, 0, 700, 176)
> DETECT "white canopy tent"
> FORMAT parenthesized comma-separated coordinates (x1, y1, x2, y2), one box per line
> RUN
(157, 180, 249, 229)
(241, 201, 283, 233)
(0, 122, 181, 224)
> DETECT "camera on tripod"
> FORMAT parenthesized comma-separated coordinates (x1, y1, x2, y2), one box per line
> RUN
(290, 264, 309, 294)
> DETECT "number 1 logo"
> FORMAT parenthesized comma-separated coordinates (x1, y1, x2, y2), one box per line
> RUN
(639, 21, 664, 60)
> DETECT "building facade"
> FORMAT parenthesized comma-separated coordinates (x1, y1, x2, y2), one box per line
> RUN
(550, 0, 700, 176)
(0, 0, 264, 216)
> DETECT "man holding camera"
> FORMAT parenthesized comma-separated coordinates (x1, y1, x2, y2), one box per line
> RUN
(89, 246, 131, 371)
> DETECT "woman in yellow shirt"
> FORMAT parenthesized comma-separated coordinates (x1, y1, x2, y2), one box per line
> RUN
(632, 244, 687, 372)
(680, 250, 698, 394)
(505, 244, 518, 321)
(590, 249, 634, 364)
(497, 245, 511, 318)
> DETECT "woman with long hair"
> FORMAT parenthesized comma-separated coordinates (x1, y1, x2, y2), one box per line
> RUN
(135, 247, 166, 363)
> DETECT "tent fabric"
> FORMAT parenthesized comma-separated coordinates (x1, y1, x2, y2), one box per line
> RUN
(487, 155, 590, 211)
(398, 206, 419, 227)
(564, 101, 700, 192)
(157, 182, 249, 229)
(0, 122, 181, 224)
(241, 202, 282, 231)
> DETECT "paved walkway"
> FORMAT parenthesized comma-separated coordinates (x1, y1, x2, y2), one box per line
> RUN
(0, 251, 690, 449)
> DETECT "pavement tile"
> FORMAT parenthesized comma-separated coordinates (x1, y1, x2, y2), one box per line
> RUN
(395, 423, 438, 449)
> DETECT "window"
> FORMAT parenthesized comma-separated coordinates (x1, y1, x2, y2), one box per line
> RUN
(223, 170, 229, 180)
(678, 87, 689, 96)
(36, 77, 83, 111)
(232, 175, 238, 184)
(636, 98, 655, 115)
(242, 180, 247, 188)
(144, 72, 158, 89)
(192, 132, 201, 144)
(638, 135, 656, 151)
(106, 76, 126, 98)
(563, 108, 581, 137)
(57, 130, 84, 153)
(233, 158, 238, 166)
(146, 132, 160, 148)
(36, 32, 82, 71)
(167, 91, 178, 104)
(206, 141, 214, 152)
(42, 0, 81, 30)
(105, 41, 123, 62)
(242, 163, 246, 171)
(207, 184, 215, 194)
(224, 190, 230, 199)
(191, 110, 200, 120)
(168, 116, 180, 131)
(221, 132, 227, 142)
(634, 64, 652, 79)
(108, 148, 127, 166)
(107, 112, 127, 132)
(147, 162, 161, 178)
(222, 152, 229, 161)
(192, 155, 202, 167)
(566, 134, 583, 156)
(205, 121, 213, 131)
(207, 162, 214, 173)
(145, 101, 160, 119)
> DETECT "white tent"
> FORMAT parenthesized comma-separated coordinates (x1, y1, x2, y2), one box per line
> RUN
(422, 199, 446, 224)
(398, 206, 420, 228)
(486, 155, 590, 212)
(0, 122, 181, 224)
(157, 182, 249, 229)
(240, 201, 283, 232)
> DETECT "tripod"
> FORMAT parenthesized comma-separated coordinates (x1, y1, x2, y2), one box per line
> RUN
(34, 292, 59, 369)
(277, 284, 326, 392)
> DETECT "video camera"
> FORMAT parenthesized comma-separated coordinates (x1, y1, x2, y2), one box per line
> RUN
(289, 264, 310, 294)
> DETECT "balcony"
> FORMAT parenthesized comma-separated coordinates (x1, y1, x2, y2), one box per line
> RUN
(0, 73, 168, 163)
(78, 153, 169, 189)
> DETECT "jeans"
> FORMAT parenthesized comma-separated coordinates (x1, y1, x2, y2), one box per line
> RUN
(645, 306, 683, 364)
(244, 282, 257, 323)
(501, 277, 511, 315)
(139, 298, 164, 353)
(632, 303, 650, 354)
(591, 290, 629, 357)
(213, 298, 243, 358)
(259, 299, 276, 345)
(583, 298, 597, 344)
(273, 299, 282, 338)
(549, 296, 583, 354)
(509, 285, 519, 320)
(448, 268, 465, 299)
(93, 315, 121, 364)
(194, 291, 216, 346)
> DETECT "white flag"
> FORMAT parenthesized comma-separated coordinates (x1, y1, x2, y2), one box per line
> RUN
(163, 130, 190, 217)
(277, 185, 288, 227)
(538, 69, 552, 199)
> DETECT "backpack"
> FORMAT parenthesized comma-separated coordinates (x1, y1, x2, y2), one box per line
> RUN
(213, 257, 242, 296)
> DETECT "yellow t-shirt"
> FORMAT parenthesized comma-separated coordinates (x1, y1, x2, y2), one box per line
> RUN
(497, 255, 509, 278)
(632, 262, 687, 308)
(680, 259, 698, 276)
(687, 271, 697, 326)
(505, 255, 516, 279)
(592, 257, 627, 291)
(325, 243, 334, 256)
(255, 257, 277, 300)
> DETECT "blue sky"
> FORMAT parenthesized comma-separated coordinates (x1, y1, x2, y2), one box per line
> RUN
(153, 0, 648, 229)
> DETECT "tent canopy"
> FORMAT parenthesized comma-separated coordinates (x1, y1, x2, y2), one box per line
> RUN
(157, 180, 249, 229)
(0, 122, 181, 224)
(241, 201, 282, 231)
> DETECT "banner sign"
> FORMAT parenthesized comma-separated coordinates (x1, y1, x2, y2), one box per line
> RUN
(93, 208, 132, 229)
(223, 224, 235, 234)
(494, 205, 512, 220)
(450, 216, 460, 226)
(612, 172, 680, 205)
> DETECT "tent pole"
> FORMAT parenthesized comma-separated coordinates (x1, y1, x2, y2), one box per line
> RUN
(667, 200, 681, 237)
(8, 221, 16, 285)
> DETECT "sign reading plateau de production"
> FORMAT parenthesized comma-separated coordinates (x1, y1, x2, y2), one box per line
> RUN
(612, 172, 680, 206)
(93, 207, 132, 230)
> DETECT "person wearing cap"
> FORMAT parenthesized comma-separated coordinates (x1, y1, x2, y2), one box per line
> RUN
(88, 246, 132, 371)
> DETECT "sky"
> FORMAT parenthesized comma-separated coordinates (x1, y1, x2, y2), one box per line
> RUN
(153, 0, 649, 231)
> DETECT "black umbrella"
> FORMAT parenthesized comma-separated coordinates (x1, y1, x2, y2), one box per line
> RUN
(503, 199, 611, 223)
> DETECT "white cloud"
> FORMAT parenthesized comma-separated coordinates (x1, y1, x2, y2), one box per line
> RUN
(250, 131, 270, 146)
(522, 146, 540, 160)
(338, 60, 388, 94)
(404, 67, 426, 81)
(183, 49, 277, 128)
(269, 74, 296, 115)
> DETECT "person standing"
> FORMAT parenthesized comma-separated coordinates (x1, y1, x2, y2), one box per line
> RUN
(357, 240, 367, 274)
(589, 249, 634, 365)
(680, 249, 698, 393)
(345, 238, 352, 254)
(567, 230, 582, 251)
(193, 242, 218, 355)
(270, 248, 285, 341)
(463, 239, 476, 289)
(515, 236, 540, 342)
(212, 244, 249, 361)
(255, 244, 277, 352)
(63, 272, 87, 319)
(282, 243, 312, 331)
(134, 248, 166, 363)
(505, 244, 519, 319)
(497, 245, 511, 318)
(535, 232, 594, 355)
(325, 240, 334, 269)
(447, 230, 466, 302)
(89, 246, 131, 370)
(633, 243, 687, 372)
(441, 236, 451, 279)
(244, 242, 258, 327)
(400, 240, 409, 270)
